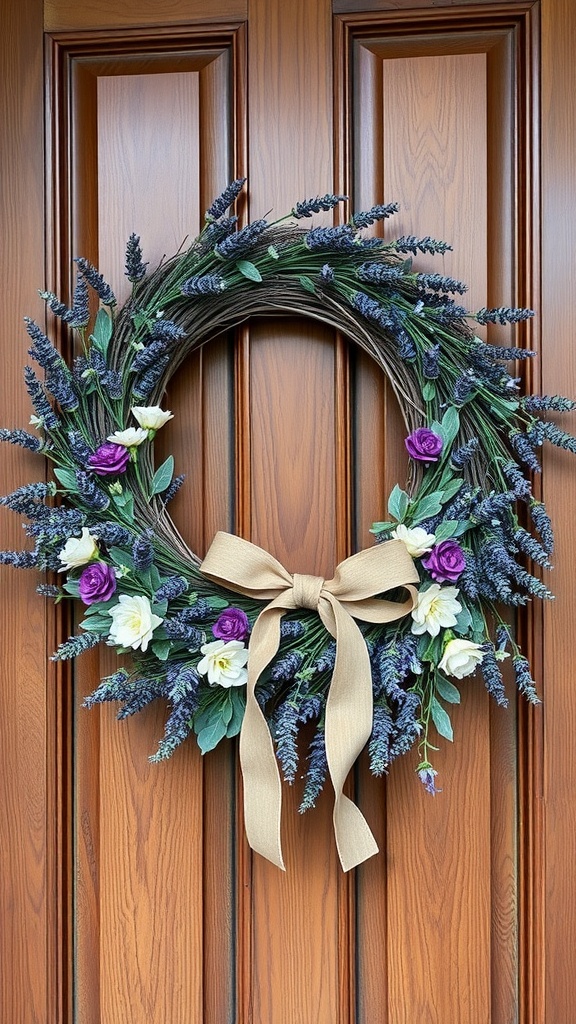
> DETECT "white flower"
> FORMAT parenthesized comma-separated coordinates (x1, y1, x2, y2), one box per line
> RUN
(131, 405, 174, 432)
(411, 584, 461, 637)
(197, 639, 249, 688)
(58, 528, 99, 572)
(439, 638, 485, 679)
(108, 594, 163, 652)
(29, 414, 43, 429)
(106, 426, 148, 447)
(391, 524, 436, 557)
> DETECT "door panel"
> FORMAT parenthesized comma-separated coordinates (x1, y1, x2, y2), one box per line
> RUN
(2, 1, 575, 1022)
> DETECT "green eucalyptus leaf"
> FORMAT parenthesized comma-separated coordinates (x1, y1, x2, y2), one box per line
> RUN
(441, 478, 464, 503)
(151, 455, 174, 496)
(435, 673, 461, 704)
(433, 520, 461, 542)
(412, 490, 443, 522)
(109, 546, 134, 570)
(370, 520, 395, 535)
(388, 484, 409, 522)
(237, 260, 262, 283)
(151, 639, 171, 661)
(62, 578, 80, 597)
(430, 696, 454, 741)
(299, 275, 316, 294)
(196, 717, 228, 754)
(422, 381, 436, 402)
(53, 467, 79, 492)
(440, 406, 460, 447)
(90, 308, 113, 357)
(226, 689, 246, 737)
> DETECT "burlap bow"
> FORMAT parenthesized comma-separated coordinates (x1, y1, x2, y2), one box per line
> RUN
(200, 532, 419, 871)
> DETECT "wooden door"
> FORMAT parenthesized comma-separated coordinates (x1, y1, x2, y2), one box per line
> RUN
(1, 0, 575, 1021)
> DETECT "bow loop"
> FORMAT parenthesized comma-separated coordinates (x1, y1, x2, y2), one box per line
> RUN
(200, 532, 419, 871)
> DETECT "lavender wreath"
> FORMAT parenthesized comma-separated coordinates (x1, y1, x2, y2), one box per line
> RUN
(2, 179, 575, 810)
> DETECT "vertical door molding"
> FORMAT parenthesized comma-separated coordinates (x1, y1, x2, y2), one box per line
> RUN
(334, 5, 541, 1022)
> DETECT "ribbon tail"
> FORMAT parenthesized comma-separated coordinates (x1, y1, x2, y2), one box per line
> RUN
(239, 604, 288, 871)
(322, 596, 379, 871)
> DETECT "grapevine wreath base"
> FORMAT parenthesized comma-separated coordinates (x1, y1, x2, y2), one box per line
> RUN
(2, 181, 575, 869)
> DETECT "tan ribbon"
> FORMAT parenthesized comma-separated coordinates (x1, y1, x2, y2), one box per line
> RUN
(200, 532, 419, 872)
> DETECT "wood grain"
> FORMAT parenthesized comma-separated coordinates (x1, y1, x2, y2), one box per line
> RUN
(541, 1, 576, 1021)
(45, 0, 247, 32)
(0, 0, 51, 1021)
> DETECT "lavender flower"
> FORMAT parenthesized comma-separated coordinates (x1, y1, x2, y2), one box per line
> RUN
(368, 702, 394, 775)
(299, 727, 328, 811)
(75, 471, 110, 511)
(0, 549, 38, 568)
(292, 194, 346, 218)
(164, 616, 204, 650)
(512, 655, 540, 703)
(529, 501, 554, 554)
(91, 521, 133, 547)
(415, 273, 467, 295)
(116, 679, 167, 718)
(74, 258, 116, 306)
(509, 431, 542, 473)
(393, 235, 452, 255)
(522, 394, 576, 413)
(132, 356, 170, 400)
(450, 437, 479, 469)
(132, 529, 155, 571)
(215, 219, 268, 259)
(418, 766, 441, 795)
(51, 630, 102, 660)
(502, 461, 532, 500)
(0, 428, 43, 452)
(153, 576, 189, 602)
(475, 306, 534, 325)
(480, 644, 508, 707)
(67, 430, 95, 464)
(274, 700, 299, 783)
(23, 366, 58, 430)
(124, 233, 148, 283)
(270, 651, 304, 682)
(422, 345, 440, 379)
(82, 669, 130, 708)
(350, 202, 399, 227)
(319, 264, 334, 283)
(205, 178, 246, 221)
(305, 225, 357, 251)
(149, 684, 200, 761)
(163, 474, 185, 503)
(357, 262, 403, 285)
(181, 274, 227, 296)
(280, 619, 305, 640)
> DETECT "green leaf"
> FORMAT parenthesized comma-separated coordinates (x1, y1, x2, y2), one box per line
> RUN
(430, 696, 453, 741)
(109, 546, 134, 570)
(299, 275, 316, 294)
(83, 599, 115, 616)
(152, 599, 168, 619)
(440, 406, 460, 447)
(412, 490, 443, 522)
(370, 520, 395, 535)
(196, 717, 228, 754)
(441, 478, 463, 503)
(433, 520, 461, 542)
(151, 455, 174, 496)
(454, 600, 473, 636)
(53, 467, 79, 492)
(435, 673, 461, 704)
(237, 260, 262, 283)
(151, 639, 171, 661)
(90, 308, 113, 358)
(221, 698, 234, 727)
(267, 245, 280, 260)
(422, 381, 436, 402)
(79, 616, 110, 634)
(226, 689, 246, 738)
(387, 484, 409, 522)
(206, 596, 229, 610)
(112, 491, 134, 522)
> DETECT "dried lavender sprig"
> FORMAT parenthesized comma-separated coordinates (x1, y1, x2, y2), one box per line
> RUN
(392, 235, 452, 255)
(513, 528, 553, 568)
(350, 202, 399, 228)
(450, 437, 479, 469)
(0, 428, 43, 452)
(149, 684, 200, 761)
(163, 474, 185, 504)
(51, 630, 102, 661)
(529, 501, 554, 554)
(117, 679, 167, 718)
(67, 430, 95, 464)
(292, 194, 347, 219)
(91, 521, 133, 547)
(215, 219, 268, 259)
(75, 471, 110, 511)
(415, 272, 467, 295)
(509, 431, 542, 473)
(521, 394, 576, 413)
(502, 461, 532, 500)
(23, 366, 59, 430)
(132, 529, 155, 571)
(357, 262, 404, 285)
(74, 258, 116, 307)
(154, 576, 189, 602)
(0, 549, 38, 568)
(475, 306, 534, 326)
(305, 225, 357, 251)
(422, 345, 440, 380)
(132, 356, 170, 400)
(181, 274, 227, 296)
(205, 178, 246, 222)
(82, 669, 130, 708)
(299, 726, 328, 812)
(512, 655, 540, 703)
(480, 644, 508, 707)
(368, 702, 394, 775)
(124, 233, 148, 283)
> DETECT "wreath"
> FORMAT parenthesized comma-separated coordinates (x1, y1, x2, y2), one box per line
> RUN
(2, 179, 575, 869)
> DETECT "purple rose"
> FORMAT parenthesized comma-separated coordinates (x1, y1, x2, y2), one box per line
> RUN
(405, 428, 443, 463)
(78, 561, 117, 605)
(87, 442, 131, 476)
(422, 540, 466, 583)
(212, 607, 250, 642)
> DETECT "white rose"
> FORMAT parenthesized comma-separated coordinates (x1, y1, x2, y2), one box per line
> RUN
(197, 639, 249, 688)
(58, 528, 99, 572)
(411, 584, 461, 637)
(391, 524, 436, 557)
(108, 594, 163, 652)
(439, 638, 484, 679)
(106, 426, 148, 447)
(131, 405, 174, 432)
